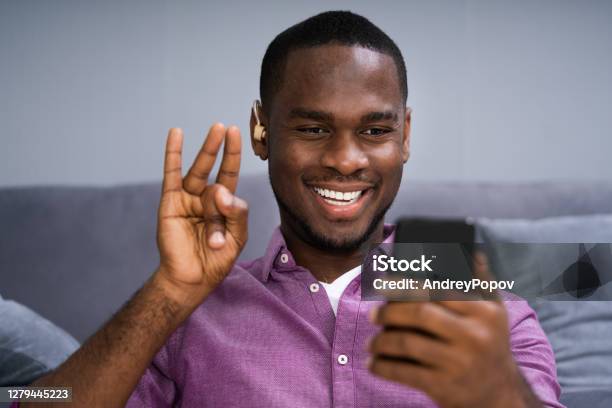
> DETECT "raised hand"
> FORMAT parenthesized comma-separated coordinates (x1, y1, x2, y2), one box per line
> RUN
(23, 124, 249, 408)
(155, 124, 248, 307)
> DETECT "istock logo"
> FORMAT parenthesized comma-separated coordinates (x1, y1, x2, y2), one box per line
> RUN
(372, 254, 434, 272)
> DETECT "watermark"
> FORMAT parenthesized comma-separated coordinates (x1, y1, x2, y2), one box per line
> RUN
(361, 243, 612, 301)
(0, 387, 72, 403)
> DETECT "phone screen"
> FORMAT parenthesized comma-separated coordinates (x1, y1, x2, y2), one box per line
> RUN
(394, 218, 475, 244)
(393, 218, 476, 283)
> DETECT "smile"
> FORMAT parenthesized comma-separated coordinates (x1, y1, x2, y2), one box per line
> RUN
(312, 187, 363, 206)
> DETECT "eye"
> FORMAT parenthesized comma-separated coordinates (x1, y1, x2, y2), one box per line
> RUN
(362, 128, 391, 136)
(298, 127, 329, 135)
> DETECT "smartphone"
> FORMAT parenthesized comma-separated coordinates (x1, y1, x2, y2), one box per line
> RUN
(395, 217, 475, 244)
(393, 217, 476, 283)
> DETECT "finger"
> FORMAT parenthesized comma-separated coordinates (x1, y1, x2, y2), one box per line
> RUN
(473, 251, 501, 302)
(162, 128, 184, 194)
(200, 184, 228, 249)
(183, 123, 226, 196)
(435, 299, 502, 317)
(369, 356, 434, 392)
(371, 302, 469, 342)
(215, 185, 248, 249)
(368, 330, 454, 368)
(215, 125, 241, 193)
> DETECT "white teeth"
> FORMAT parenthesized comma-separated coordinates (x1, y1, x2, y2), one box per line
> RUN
(323, 198, 352, 206)
(312, 187, 364, 205)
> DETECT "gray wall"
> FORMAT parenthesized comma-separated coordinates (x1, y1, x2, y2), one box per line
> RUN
(1, 0, 611, 187)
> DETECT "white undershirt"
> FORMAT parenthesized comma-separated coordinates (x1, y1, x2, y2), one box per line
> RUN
(319, 265, 362, 316)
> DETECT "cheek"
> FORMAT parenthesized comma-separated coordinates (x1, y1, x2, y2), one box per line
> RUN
(370, 142, 405, 194)
(268, 141, 309, 198)
(269, 141, 302, 174)
(370, 141, 404, 170)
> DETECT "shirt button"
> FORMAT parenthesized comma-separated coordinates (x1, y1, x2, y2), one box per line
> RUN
(280, 253, 289, 264)
(309, 283, 320, 293)
(337, 354, 349, 365)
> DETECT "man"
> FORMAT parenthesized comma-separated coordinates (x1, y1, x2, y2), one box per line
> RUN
(24, 11, 563, 407)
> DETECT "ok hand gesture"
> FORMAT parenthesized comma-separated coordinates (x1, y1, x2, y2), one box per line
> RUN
(155, 124, 248, 307)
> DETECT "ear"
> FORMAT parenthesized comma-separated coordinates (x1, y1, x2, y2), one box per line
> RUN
(402, 107, 412, 163)
(250, 100, 268, 161)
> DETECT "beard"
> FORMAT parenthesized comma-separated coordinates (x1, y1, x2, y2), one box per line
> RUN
(269, 173, 395, 253)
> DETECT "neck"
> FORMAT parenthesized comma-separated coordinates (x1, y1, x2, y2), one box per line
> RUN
(280, 220, 386, 283)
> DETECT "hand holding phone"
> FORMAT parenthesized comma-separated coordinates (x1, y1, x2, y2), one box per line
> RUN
(366, 218, 541, 407)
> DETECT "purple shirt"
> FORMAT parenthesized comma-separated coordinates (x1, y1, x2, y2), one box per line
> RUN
(126, 225, 563, 407)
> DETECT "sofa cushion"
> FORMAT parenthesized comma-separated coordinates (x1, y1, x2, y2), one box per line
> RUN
(476, 214, 612, 393)
(3, 177, 612, 342)
(0, 295, 79, 386)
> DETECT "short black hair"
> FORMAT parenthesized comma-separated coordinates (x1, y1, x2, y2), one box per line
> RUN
(260, 10, 408, 112)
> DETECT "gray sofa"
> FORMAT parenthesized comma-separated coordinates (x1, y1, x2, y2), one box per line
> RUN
(2, 174, 612, 406)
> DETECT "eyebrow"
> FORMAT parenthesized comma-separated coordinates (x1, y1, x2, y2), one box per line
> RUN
(360, 111, 399, 123)
(288, 108, 399, 123)
(288, 108, 334, 122)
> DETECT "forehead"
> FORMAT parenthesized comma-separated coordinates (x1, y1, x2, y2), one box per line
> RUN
(272, 44, 403, 118)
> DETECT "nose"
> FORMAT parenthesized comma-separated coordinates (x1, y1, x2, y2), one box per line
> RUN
(320, 131, 369, 176)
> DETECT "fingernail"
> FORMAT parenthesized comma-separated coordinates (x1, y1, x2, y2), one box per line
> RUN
(220, 189, 232, 206)
(365, 356, 373, 369)
(209, 231, 225, 247)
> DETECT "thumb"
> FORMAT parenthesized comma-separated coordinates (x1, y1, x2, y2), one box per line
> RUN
(200, 184, 228, 250)
(473, 250, 501, 302)
(214, 185, 249, 249)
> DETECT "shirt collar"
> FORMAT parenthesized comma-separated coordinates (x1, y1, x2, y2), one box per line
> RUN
(258, 223, 396, 282)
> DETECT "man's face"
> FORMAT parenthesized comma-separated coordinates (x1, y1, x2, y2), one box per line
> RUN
(265, 44, 410, 251)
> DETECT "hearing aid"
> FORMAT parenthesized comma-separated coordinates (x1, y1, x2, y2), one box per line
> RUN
(252, 100, 267, 142)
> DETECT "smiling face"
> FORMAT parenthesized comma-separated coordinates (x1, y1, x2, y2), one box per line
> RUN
(257, 44, 410, 251)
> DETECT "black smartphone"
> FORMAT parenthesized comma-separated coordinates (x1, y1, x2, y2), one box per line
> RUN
(393, 218, 476, 283)
(395, 217, 475, 245)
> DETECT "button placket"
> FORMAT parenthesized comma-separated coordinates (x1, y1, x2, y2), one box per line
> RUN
(330, 279, 360, 407)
